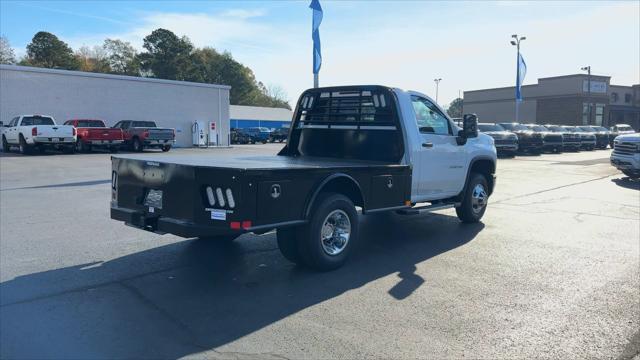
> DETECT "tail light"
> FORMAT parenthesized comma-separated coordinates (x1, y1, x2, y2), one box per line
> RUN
(172, 129, 176, 139)
(32, 127, 37, 136)
(142, 130, 149, 138)
(72, 127, 77, 136)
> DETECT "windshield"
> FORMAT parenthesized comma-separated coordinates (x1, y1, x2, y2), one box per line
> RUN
(76, 120, 105, 128)
(132, 121, 157, 128)
(579, 126, 595, 132)
(618, 125, 633, 131)
(500, 123, 529, 131)
(594, 126, 608, 132)
(565, 126, 580, 132)
(478, 124, 505, 132)
(21, 116, 54, 126)
(546, 126, 566, 132)
(528, 125, 548, 132)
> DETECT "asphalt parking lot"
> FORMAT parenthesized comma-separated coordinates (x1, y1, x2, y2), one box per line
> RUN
(1, 144, 638, 359)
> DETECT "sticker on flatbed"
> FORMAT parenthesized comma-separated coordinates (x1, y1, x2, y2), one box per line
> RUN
(211, 209, 226, 221)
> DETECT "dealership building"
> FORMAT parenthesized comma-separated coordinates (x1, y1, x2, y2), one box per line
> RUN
(463, 74, 640, 130)
(0, 65, 293, 147)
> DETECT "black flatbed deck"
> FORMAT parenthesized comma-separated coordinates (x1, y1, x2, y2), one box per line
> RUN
(113, 154, 405, 170)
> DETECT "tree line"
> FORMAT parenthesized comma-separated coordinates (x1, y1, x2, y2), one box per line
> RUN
(0, 30, 290, 109)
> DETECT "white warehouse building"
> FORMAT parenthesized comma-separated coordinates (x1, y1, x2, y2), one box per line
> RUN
(0, 65, 231, 147)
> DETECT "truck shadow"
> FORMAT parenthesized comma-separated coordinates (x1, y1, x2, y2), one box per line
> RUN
(611, 177, 640, 190)
(0, 212, 483, 359)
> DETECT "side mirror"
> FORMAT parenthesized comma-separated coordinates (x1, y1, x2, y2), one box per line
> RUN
(457, 113, 478, 145)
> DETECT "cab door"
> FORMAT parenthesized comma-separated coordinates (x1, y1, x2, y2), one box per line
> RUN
(410, 96, 466, 199)
(5, 117, 19, 144)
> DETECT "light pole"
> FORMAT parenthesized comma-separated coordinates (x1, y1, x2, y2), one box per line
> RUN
(510, 34, 526, 123)
(434, 78, 442, 104)
(581, 66, 591, 125)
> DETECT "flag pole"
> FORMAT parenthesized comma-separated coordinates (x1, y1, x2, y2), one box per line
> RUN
(314, 73, 318, 88)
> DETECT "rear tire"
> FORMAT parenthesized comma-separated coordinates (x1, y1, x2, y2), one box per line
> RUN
(132, 138, 143, 152)
(76, 139, 88, 153)
(1, 136, 9, 152)
(18, 135, 30, 155)
(277, 228, 302, 264)
(297, 192, 358, 271)
(456, 173, 489, 223)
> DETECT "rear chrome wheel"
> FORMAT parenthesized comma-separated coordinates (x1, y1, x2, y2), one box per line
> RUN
(320, 210, 351, 256)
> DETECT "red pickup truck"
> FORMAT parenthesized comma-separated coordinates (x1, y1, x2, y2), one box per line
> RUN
(64, 119, 124, 153)
(112, 120, 175, 152)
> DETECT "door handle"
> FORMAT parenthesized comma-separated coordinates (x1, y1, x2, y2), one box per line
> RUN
(422, 142, 433, 148)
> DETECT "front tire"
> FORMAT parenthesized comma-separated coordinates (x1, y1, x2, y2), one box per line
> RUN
(456, 173, 489, 223)
(161, 145, 171, 152)
(297, 192, 358, 271)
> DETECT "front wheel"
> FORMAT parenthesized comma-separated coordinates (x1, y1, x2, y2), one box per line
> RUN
(456, 173, 489, 223)
(622, 170, 640, 179)
(162, 145, 171, 152)
(296, 192, 358, 271)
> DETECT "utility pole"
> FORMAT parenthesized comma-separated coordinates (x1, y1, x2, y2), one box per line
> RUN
(510, 34, 526, 123)
(581, 66, 591, 125)
(434, 78, 442, 104)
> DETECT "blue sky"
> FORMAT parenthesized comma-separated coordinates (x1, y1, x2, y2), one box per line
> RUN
(1, 1, 638, 106)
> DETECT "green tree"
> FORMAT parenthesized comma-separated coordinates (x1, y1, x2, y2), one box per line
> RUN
(103, 39, 140, 76)
(23, 31, 78, 69)
(75, 45, 110, 73)
(138, 28, 194, 80)
(447, 98, 463, 118)
(0, 35, 16, 64)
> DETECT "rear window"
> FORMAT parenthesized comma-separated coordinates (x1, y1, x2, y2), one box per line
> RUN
(132, 121, 157, 128)
(296, 88, 397, 125)
(76, 120, 105, 128)
(21, 116, 55, 126)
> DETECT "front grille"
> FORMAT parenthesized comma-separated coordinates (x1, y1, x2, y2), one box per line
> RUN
(495, 139, 517, 145)
(543, 134, 563, 143)
(614, 142, 640, 155)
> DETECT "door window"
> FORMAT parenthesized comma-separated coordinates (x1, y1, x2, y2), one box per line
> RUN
(411, 96, 451, 135)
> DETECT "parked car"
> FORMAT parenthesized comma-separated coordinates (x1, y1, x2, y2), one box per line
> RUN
(610, 133, 640, 178)
(609, 124, 636, 148)
(268, 127, 289, 143)
(243, 127, 271, 144)
(565, 126, 596, 151)
(544, 125, 581, 152)
(230, 128, 251, 144)
(2, 115, 76, 154)
(110, 85, 497, 271)
(64, 119, 124, 153)
(477, 123, 518, 156)
(112, 120, 175, 152)
(579, 126, 609, 149)
(498, 123, 543, 153)
(524, 124, 564, 153)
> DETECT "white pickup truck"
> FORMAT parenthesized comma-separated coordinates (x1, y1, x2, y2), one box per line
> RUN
(610, 133, 640, 179)
(1, 115, 76, 154)
(111, 85, 497, 270)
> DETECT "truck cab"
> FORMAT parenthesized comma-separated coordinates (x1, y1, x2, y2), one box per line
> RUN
(110, 86, 496, 270)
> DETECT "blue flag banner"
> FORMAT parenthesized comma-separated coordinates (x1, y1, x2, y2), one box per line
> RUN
(515, 52, 527, 101)
(310, 0, 323, 74)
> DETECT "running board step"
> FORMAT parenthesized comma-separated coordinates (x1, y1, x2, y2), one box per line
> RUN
(396, 203, 460, 215)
